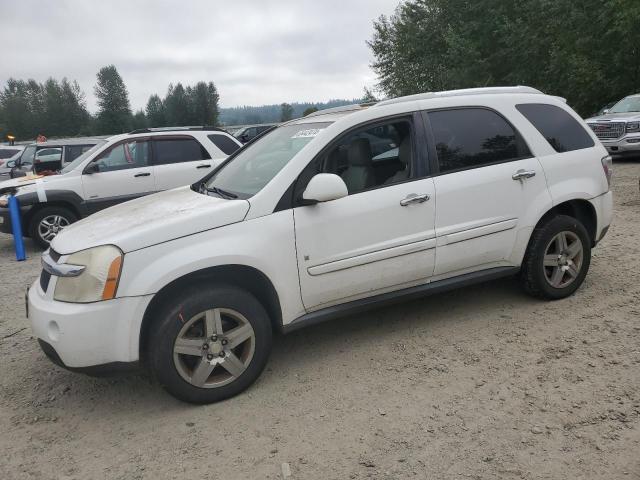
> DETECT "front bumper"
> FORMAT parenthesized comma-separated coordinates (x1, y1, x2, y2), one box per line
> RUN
(600, 133, 640, 156)
(28, 279, 153, 369)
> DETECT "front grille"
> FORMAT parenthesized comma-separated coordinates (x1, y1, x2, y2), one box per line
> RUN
(589, 122, 626, 139)
(39, 249, 61, 293)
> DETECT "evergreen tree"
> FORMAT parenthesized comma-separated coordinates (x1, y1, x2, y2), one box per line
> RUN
(280, 103, 293, 122)
(303, 107, 319, 116)
(94, 65, 132, 134)
(146, 94, 166, 127)
(132, 109, 148, 130)
(164, 83, 190, 126)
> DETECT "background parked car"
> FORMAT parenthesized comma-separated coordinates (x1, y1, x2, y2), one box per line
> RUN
(586, 93, 640, 157)
(233, 124, 278, 143)
(0, 126, 242, 247)
(0, 145, 25, 167)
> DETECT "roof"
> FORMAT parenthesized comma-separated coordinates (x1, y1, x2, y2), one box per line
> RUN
(29, 137, 106, 147)
(375, 86, 543, 107)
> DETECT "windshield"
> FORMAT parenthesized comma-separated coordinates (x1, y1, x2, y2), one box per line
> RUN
(61, 143, 104, 173)
(609, 96, 640, 113)
(204, 122, 330, 198)
(18, 145, 37, 167)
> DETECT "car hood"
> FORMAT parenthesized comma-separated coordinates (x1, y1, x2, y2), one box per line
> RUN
(51, 186, 250, 254)
(0, 174, 45, 194)
(586, 112, 640, 122)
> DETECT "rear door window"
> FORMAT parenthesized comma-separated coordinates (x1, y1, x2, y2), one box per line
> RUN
(429, 108, 530, 174)
(153, 136, 211, 165)
(207, 134, 240, 155)
(516, 103, 595, 153)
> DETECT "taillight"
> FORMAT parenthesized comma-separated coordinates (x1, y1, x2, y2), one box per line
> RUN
(601, 155, 613, 190)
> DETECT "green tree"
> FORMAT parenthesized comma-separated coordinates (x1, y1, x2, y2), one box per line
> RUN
(131, 109, 148, 130)
(368, 0, 640, 116)
(302, 106, 319, 116)
(164, 83, 190, 126)
(145, 94, 166, 127)
(280, 102, 294, 122)
(361, 87, 378, 103)
(94, 65, 132, 134)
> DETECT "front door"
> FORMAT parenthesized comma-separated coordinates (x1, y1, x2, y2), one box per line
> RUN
(81, 138, 155, 213)
(427, 108, 551, 276)
(293, 115, 436, 311)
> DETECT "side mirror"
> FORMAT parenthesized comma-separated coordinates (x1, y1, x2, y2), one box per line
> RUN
(84, 162, 100, 174)
(302, 173, 348, 204)
(6, 160, 15, 168)
(602, 109, 610, 114)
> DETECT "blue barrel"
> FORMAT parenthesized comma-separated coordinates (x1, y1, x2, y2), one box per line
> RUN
(8, 195, 26, 261)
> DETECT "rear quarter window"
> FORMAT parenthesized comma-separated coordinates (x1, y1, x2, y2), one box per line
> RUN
(153, 137, 211, 165)
(207, 134, 241, 155)
(516, 103, 595, 153)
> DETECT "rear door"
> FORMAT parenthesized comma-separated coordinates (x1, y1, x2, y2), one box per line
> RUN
(427, 108, 551, 276)
(81, 138, 155, 213)
(151, 135, 214, 190)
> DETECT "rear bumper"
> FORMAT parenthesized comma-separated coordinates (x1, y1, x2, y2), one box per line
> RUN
(589, 191, 613, 245)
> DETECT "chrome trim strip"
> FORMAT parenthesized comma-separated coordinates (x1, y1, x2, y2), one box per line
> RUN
(41, 251, 85, 278)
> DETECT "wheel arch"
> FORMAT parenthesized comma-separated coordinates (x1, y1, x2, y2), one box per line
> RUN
(138, 264, 283, 363)
(533, 199, 597, 246)
(24, 201, 82, 231)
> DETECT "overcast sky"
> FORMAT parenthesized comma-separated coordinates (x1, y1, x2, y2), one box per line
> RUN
(0, 0, 399, 112)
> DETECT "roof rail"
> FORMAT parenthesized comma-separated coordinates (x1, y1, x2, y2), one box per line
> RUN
(375, 86, 543, 107)
(304, 102, 375, 118)
(128, 126, 225, 135)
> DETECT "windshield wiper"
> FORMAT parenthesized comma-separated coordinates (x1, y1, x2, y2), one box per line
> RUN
(204, 185, 238, 199)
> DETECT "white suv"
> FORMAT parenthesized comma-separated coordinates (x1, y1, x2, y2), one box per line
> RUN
(27, 87, 613, 403)
(0, 127, 241, 247)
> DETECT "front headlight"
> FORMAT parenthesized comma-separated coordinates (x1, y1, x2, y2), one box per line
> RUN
(54, 245, 123, 303)
(627, 122, 640, 133)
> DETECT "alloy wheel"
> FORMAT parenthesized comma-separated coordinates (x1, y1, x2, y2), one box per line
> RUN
(543, 231, 584, 289)
(38, 215, 70, 243)
(173, 308, 256, 388)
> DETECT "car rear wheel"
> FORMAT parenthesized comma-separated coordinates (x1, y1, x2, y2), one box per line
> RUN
(147, 285, 272, 404)
(29, 206, 77, 249)
(520, 215, 591, 300)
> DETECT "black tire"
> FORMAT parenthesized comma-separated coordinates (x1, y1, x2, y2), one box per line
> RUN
(520, 214, 591, 300)
(28, 206, 78, 249)
(147, 285, 273, 404)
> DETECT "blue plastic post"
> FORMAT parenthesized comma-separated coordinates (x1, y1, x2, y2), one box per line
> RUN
(8, 195, 26, 261)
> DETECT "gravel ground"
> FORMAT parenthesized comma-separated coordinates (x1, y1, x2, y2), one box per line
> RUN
(0, 160, 639, 480)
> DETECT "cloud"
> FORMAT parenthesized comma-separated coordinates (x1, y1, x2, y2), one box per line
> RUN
(0, 0, 398, 112)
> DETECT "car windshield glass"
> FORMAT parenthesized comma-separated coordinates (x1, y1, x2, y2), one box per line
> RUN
(609, 96, 640, 113)
(61, 143, 103, 173)
(18, 145, 37, 166)
(204, 122, 330, 198)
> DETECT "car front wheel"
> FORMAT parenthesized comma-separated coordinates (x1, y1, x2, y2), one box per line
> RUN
(147, 285, 273, 404)
(29, 206, 78, 249)
(520, 214, 591, 300)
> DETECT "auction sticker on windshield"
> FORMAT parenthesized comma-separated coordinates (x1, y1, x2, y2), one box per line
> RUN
(291, 128, 324, 139)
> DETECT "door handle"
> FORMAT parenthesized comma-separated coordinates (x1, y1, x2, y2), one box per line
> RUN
(196, 164, 212, 169)
(512, 169, 536, 181)
(400, 193, 430, 206)
(134, 172, 151, 177)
